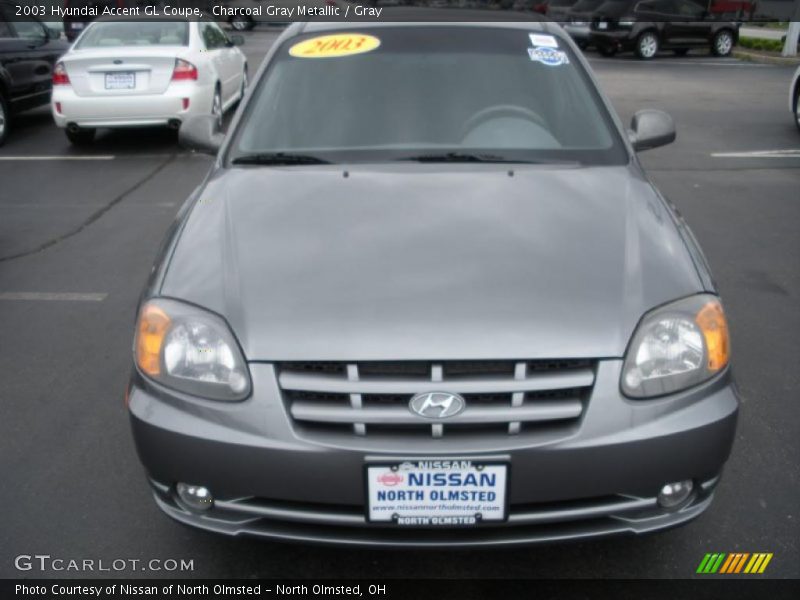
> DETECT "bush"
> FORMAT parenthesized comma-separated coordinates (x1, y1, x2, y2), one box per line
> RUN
(738, 37, 785, 53)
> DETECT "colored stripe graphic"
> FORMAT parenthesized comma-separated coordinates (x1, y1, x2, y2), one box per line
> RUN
(697, 553, 726, 573)
(699, 553, 773, 574)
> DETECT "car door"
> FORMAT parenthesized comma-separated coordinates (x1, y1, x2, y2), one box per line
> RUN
(668, 0, 712, 46)
(200, 22, 239, 106)
(211, 23, 242, 105)
(0, 13, 60, 111)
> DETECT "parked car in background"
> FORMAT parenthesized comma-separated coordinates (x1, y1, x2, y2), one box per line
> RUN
(51, 17, 247, 145)
(544, 0, 580, 20)
(791, 66, 800, 132)
(63, 0, 129, 41)
(563, 0, 604, 49)
(0, 2, 69, 146)
(220, 0, 350, 31)
(590, 0, 739, 59)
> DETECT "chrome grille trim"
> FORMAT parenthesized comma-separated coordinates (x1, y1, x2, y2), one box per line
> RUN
(278, 369, 594, 395)
(346, 364, 366, 436)
(198, 494, 658, 528)
(290, 401, 583, 425)
(278, 360, 596, 439)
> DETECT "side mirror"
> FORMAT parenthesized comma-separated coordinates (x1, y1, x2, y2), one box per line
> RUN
(229, 34, 245, 46)
(628, 109, 675, 152)
(179, 115, 224, 155)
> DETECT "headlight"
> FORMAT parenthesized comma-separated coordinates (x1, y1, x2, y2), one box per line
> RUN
(134, 298, 251, 401)
(621, 294, 730, 398)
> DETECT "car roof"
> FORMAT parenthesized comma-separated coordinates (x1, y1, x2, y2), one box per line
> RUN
(300, 16, 561, 37)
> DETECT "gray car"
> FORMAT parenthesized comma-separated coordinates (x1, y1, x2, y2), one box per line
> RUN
(128, 21, 738, 547)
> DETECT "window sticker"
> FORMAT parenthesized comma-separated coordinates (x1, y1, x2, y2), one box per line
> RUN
(528, 47, 570, 66)
(289, 34, 381, 58)
(529, 34, 559, 48)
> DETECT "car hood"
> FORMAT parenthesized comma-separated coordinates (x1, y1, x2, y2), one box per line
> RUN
(160, 164, 702, 361)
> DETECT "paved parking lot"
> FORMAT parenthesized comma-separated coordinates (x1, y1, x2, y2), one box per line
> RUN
(1, 30, 798, 578)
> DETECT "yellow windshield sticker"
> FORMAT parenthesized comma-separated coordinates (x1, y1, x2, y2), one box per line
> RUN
(289, 34, 381, 59)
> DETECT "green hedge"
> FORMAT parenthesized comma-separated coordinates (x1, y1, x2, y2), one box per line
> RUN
(738, 37, 786, 53)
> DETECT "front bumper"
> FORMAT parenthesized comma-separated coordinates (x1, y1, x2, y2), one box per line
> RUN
(51, 82, 214, 129)
(563, 24, 591, 43)
(128, 361, 739, 547)
(590, 31, 636, 52)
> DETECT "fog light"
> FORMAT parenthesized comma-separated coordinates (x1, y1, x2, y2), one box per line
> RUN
(657, 480, 693, 509)
(176, 483, 213, 512)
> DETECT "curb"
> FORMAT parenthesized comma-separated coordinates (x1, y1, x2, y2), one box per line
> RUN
(733, 48, 800, 66)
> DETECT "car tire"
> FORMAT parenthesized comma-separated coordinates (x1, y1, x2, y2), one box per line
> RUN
(597, 44, 617, 57)
(794, 83, 800, 133)
(673, 48, 689, 56)
(0, 89, 9, 147)
(711, 30, 734, 57)
(212, 87, 223, 129)
(65, 127, 96, 146)
(635, 31, 659, 60)
(230, 16, 254, 32)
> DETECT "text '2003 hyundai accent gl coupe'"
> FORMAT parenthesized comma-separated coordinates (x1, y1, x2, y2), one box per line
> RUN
(127, 22, 738, 547)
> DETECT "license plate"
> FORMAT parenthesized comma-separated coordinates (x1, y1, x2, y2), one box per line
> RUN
(597, 22, 608, 30)
(367, 460, 508, 526)
(105, 72, 135, 90)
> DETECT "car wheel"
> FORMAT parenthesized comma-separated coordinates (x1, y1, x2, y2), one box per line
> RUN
(597, 44, 617, 57)
(795, 84, 800, 133)
(230, 16, 254, 32)
(635, 31, 659, 60)
(712, 30, 734, 57)
(673, 48, 689, 56)
(212, 87, 223, 129)
(0, 89, 9, 147)
(65, 126, 95, 146)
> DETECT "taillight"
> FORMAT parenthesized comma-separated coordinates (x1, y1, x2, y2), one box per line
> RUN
(53, 62, 70, 86)
(171, 59, 198, 82)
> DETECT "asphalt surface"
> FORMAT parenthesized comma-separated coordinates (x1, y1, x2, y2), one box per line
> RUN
(0, 31, 798, 579)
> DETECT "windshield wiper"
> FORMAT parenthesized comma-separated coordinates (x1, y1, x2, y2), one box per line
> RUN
(397, 152, 542, 164)
(231, 152, 332, 166)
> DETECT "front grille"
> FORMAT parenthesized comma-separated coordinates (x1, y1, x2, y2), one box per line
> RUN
(278, 360, 596, 438)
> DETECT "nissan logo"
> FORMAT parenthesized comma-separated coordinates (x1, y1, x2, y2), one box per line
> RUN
(409, 392, 466, 419)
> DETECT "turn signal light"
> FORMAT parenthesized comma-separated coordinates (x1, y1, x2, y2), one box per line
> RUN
(135, 303, 171, 376)
(695, 300, 730, 372)
(52, 62, 70, 86)
(172, 59, 198, 82)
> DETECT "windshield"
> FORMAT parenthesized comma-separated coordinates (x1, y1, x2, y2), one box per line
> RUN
(76, 21, 189, 48)
(230, 27, 627, 166)
(571, 0, 605, 11)
(593, 0, 636, 15)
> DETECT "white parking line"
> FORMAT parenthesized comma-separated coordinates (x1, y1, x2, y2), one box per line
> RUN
(0, 156, 115, 161)
(0, 292, 107, 301)
(712, 149, 800, 158)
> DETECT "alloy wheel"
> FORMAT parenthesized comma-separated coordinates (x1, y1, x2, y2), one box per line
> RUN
(638, 33, 658, 59)
(212, 89, 223, 129)
(714, 32, 733, 56)
(0, 96, 6, 142)
(795, 86, 800, 132)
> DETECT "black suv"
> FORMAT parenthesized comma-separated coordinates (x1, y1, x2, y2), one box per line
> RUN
(0, 4, 69, 146)
(589, 0, 739, 59)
